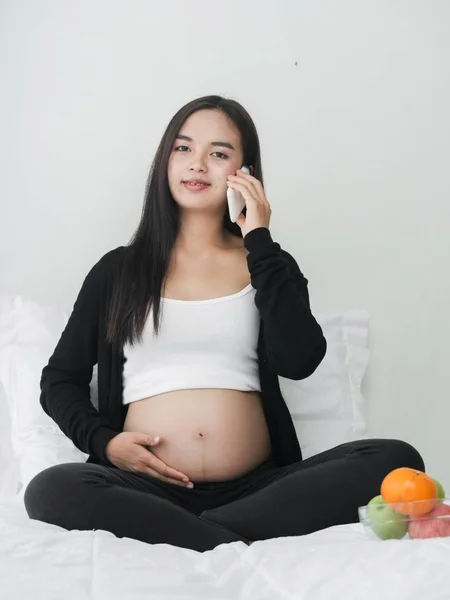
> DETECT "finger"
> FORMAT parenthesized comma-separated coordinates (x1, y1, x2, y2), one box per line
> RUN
(144, 453, 190, 481)
(235, 170, 264, 194)
(235, 213, 245, 228)
(146, 467, 191, 487)
(229, 180, 271, 217)
(233, 172, 268, 206)
(236, 168, 259, 184)
(143, 437, 190, 481)
(148, 435, 162, 446)
(227, 180, 259, 204)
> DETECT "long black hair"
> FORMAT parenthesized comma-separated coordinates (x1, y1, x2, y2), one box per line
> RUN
(105, 95, 264, 350)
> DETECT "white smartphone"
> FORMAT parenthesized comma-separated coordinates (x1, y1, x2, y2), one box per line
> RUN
(227, 165, 250, 223)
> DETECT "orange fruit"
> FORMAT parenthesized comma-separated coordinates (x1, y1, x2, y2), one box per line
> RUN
(380, 467, 437, 516)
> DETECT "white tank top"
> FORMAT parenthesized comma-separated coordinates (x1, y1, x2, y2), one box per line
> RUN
(122, 283, 261, 405)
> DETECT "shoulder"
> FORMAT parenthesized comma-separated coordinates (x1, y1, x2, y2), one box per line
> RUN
(81, 246, 129, 292)
(95, 245, 128, 272)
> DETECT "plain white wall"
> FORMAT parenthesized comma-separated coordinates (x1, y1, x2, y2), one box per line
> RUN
(1, 1, 449, 488)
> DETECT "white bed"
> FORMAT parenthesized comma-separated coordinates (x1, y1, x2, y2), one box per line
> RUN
(1, 493, 450, 600)
(1, 296, 448, 599)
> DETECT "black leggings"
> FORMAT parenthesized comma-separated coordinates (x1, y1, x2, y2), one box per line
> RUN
(24, 438, 424, 552)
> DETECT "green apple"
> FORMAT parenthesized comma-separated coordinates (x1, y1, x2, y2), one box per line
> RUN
(366, 495, 409, 540)
(431, 477, 445, 502)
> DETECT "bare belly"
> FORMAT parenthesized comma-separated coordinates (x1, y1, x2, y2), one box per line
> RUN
(122, 389, 273, 482)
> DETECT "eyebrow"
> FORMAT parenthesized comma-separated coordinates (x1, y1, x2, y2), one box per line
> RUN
(175, 134, 235, 151)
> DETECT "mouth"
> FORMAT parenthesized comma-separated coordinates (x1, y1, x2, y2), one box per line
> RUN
(182, 181, 211, 191)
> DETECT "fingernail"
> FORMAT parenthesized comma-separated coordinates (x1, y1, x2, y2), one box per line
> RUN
(154, 436, 159, 442)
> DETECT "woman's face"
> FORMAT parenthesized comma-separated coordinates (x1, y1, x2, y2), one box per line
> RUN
(167, 109, 244, 211)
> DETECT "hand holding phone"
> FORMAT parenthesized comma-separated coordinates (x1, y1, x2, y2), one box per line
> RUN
(227, 165, 250, 223)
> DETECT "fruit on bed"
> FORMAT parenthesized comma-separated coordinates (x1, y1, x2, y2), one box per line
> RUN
(366, 495, 409, 540)
(363, 470, 448, 540)
(408, 503, 450, 539)
(431, 477, 445, 502)
(380, 467, 438, 516)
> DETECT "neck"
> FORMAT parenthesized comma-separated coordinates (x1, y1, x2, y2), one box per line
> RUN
(174, 212, 232, 257)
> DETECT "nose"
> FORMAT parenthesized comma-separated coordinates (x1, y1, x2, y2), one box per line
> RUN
(188, 156, 207, 172)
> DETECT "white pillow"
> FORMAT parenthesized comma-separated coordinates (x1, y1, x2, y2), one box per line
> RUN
(0, 377, 20, 497)
(0, 296, 90, 498)
(0, 344, 90, 498)
(0, 295, 369, 497)
(279, 309, 370, 460)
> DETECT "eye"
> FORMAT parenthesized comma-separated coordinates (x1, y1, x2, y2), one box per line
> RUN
(173, 146, 228, 159)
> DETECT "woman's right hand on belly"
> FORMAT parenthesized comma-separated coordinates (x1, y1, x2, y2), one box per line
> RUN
(105, 432, 194, 488)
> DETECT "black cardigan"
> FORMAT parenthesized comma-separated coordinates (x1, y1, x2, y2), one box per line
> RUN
(40, 227, 327, 468)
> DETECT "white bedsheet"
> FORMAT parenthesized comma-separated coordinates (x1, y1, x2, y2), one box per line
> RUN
(1, 496, 449, 600)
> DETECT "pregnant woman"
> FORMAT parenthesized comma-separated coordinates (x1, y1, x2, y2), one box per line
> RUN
(24, 95, 425, 552)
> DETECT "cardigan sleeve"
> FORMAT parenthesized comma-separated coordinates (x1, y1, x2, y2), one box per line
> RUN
(40, 251, 122, 464)
(244, 227, 327, 380)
